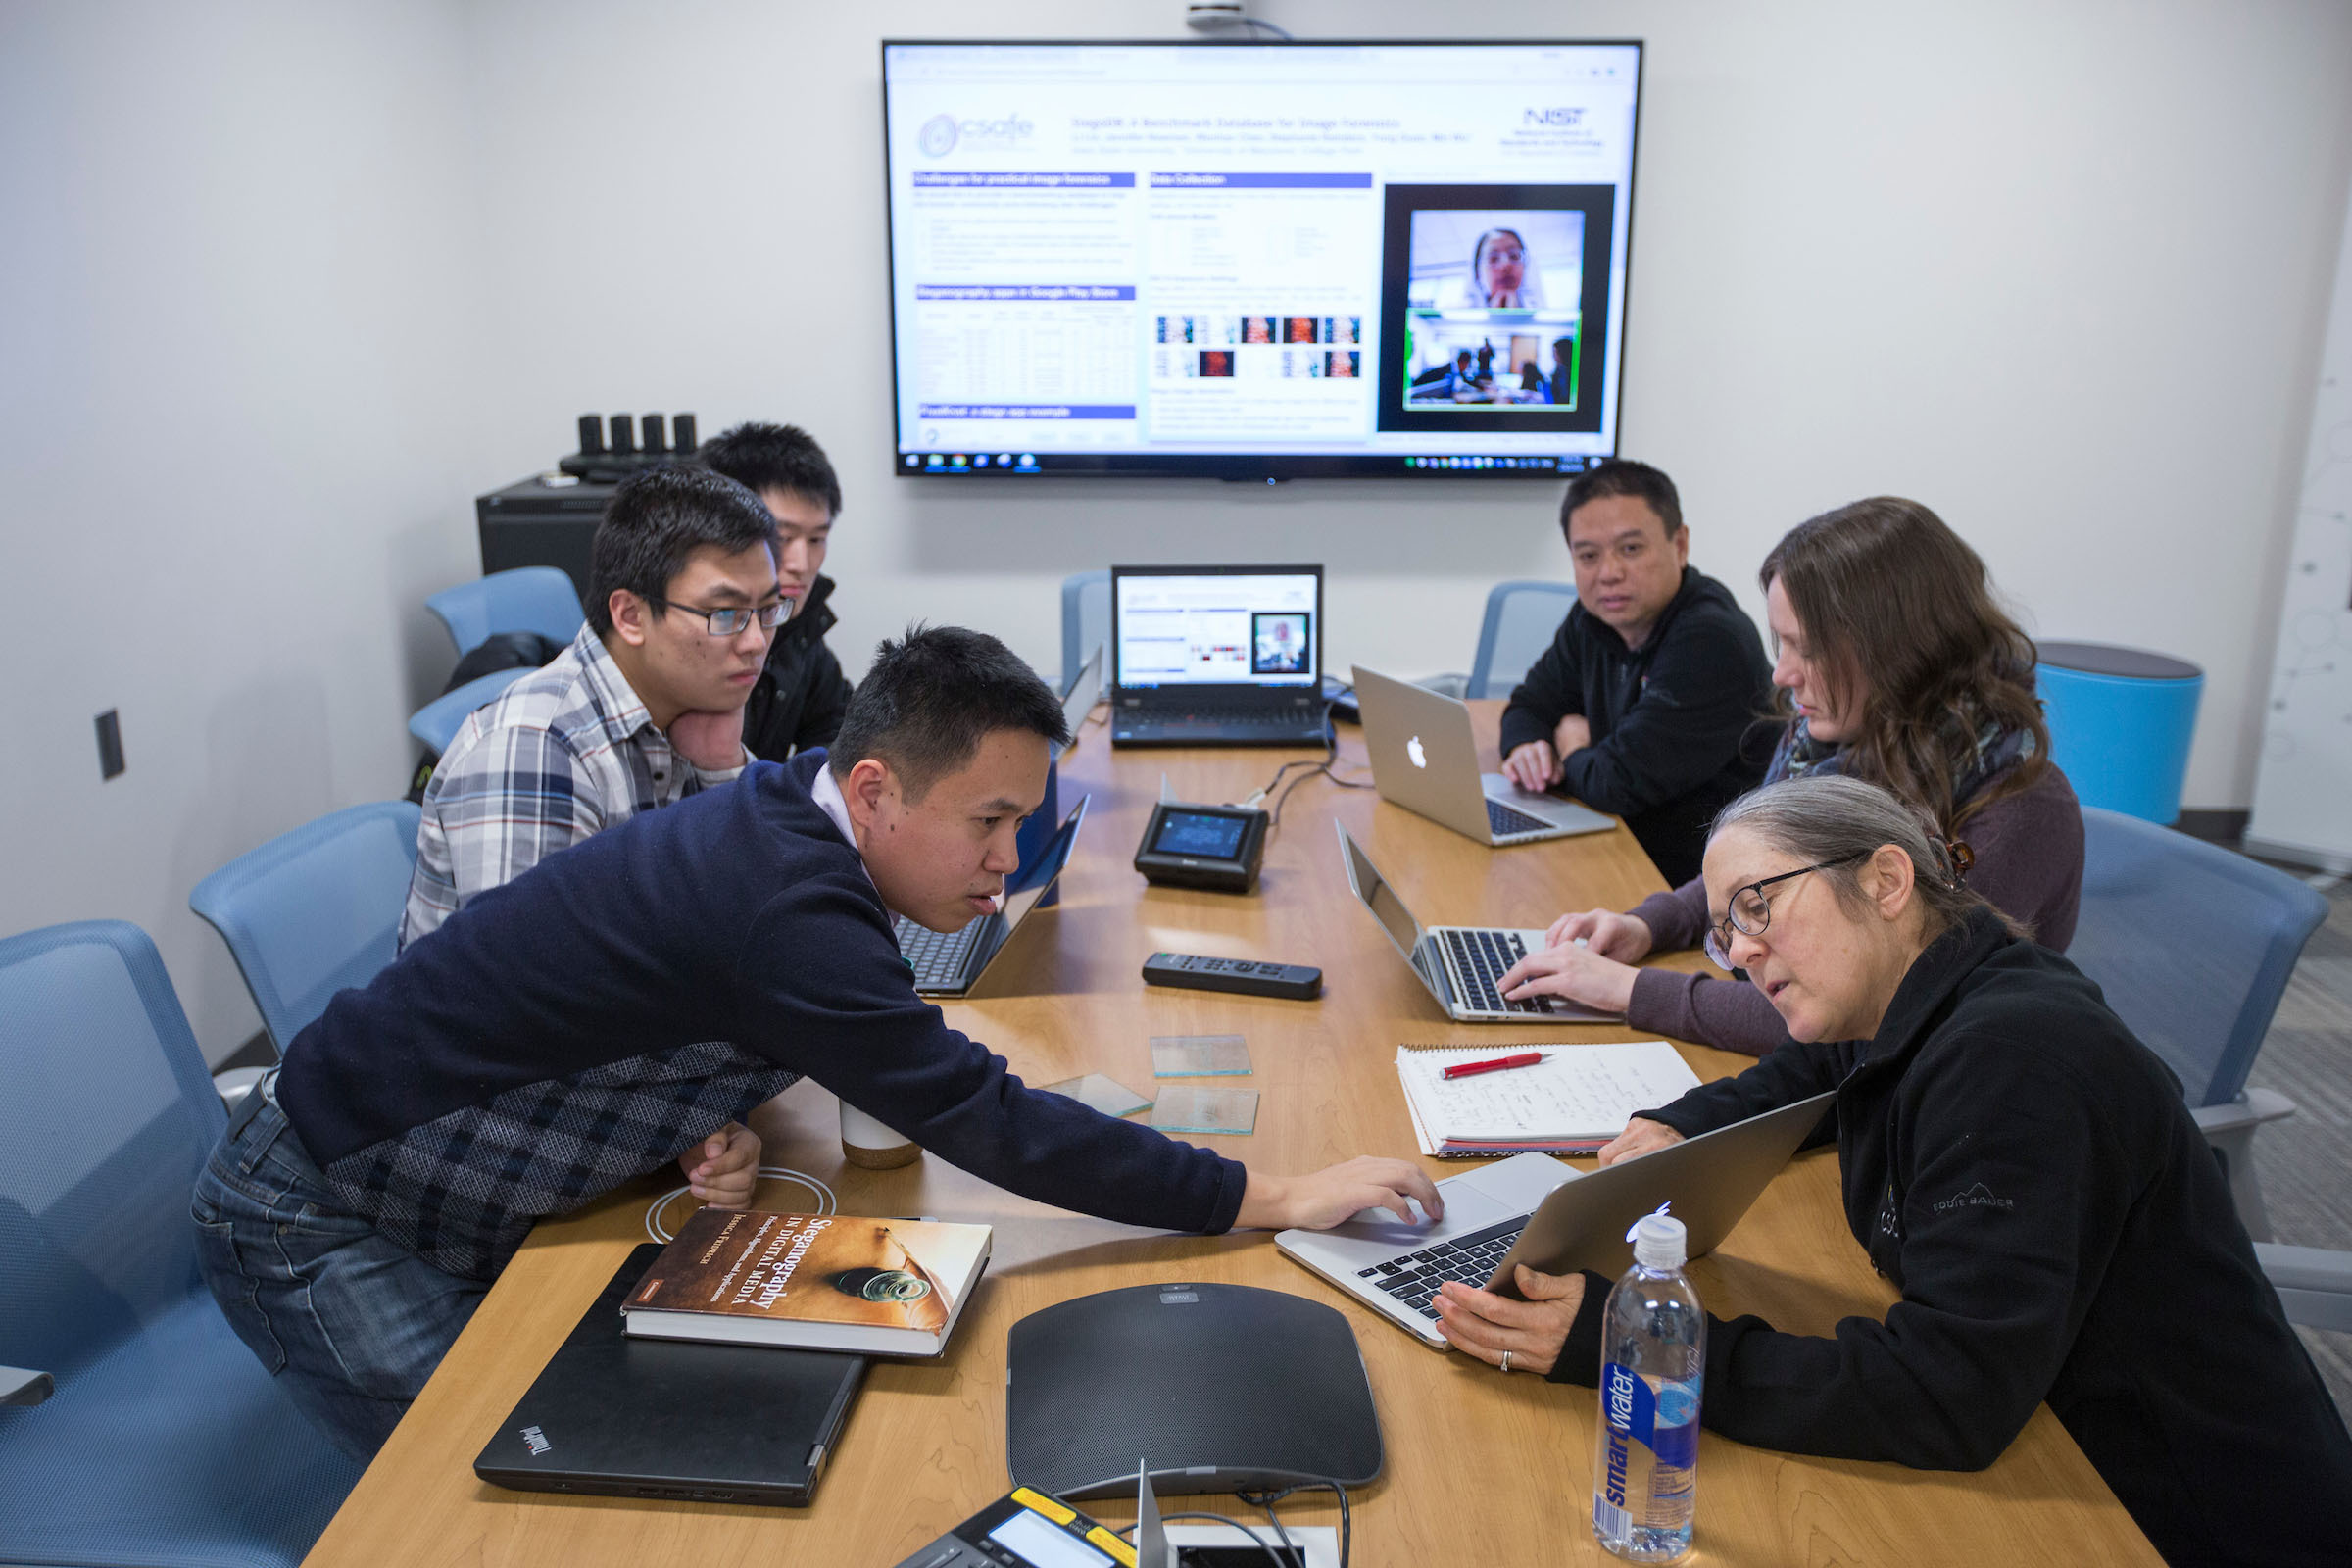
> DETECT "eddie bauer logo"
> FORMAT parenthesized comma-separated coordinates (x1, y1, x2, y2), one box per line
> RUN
(519, 1425, 550, 1455)
(1933, 1182, 2017, 1213)
(1406, 735, 1427, 768)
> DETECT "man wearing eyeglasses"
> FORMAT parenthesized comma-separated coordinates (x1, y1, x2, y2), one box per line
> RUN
(400, 466, 790, 951)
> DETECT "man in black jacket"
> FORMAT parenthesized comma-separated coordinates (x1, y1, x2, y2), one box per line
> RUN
(700, 421, 856, 760)
(1497, 460, 1773, 885)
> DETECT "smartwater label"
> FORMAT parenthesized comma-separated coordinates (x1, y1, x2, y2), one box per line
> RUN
(1599, 1362, 1701, 1488)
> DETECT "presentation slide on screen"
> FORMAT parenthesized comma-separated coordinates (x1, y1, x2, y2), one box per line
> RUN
(883, 43, 1639, 473)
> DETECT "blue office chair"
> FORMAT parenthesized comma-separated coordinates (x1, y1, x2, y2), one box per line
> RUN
(0, 921, 361, 1566)
(408, 666, 532, 757)
(424, 566, 584, 659)
(2064, 807, 2329, 1241)
(1466, 580, 1577, 699)
(189, 800, 422, 1054)
(1060, 569, 1110, 692)
(2256, 1244, 2352, 1332)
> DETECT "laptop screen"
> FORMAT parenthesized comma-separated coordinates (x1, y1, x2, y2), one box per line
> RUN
(1337, 824, 1425, 961)
(1112, 568, 1321, 689)
(1001, 795, 1090, 932)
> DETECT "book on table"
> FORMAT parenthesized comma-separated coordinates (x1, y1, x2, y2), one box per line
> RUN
(622, 1207, 992, 1357)
(1395, 1041, 1703, 1157)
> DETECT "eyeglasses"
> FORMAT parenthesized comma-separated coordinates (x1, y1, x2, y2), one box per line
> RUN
(1703, 853, 1868, 968)
(649, 597, 790, 637)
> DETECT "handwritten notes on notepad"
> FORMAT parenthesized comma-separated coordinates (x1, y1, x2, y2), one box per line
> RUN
(1396, 1043, 1702, 1156)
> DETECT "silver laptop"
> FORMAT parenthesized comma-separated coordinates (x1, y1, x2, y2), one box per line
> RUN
(1278, 1091, 1837, 1347)
(895, 795, 1090, 996)
(1054, 643, 1102, 759)
(1353, 665, 1614, 846)
(1334, 820, 1618, 1023)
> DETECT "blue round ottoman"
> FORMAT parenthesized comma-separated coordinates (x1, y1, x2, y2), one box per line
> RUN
(2034, 641, 2204, 824)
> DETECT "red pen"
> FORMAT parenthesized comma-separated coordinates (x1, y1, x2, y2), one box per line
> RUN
(1442, 1052, 1544, 1081)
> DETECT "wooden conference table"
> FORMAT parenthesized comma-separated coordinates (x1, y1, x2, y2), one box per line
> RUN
(307, 704, 2162, 1567)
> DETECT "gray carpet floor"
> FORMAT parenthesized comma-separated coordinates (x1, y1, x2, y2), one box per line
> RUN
(2245, 877, 2352, 1415)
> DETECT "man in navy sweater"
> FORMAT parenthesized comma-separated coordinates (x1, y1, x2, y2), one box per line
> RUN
(191, 625, 1441, 1460)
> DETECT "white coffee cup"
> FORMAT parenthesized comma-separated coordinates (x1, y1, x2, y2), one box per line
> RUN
(839, 1102, 921, 1170)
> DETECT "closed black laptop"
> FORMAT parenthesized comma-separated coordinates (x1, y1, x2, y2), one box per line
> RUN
(475, 1244, 866, 1507)
(1109, 564, 1330, 747)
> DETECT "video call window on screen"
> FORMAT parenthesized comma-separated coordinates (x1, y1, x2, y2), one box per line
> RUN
(882, 40, 1641, 479)
(1252, 612, 1311, 675)
(1372, 182, 1618, 438)
(1401, 209, 1587, 413)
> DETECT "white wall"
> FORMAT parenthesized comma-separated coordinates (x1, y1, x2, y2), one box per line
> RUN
(0, 1, 490, 1061)
(7, 0, 2352, 1063)
(461, 0, 2352, 798)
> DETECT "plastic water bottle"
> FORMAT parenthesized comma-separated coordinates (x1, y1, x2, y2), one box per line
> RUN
(1591, 1212, 1705, 1562)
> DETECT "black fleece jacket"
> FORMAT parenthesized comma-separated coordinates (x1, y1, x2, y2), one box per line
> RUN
(743, 574, 853, 762)
(1498, 566, 1773, 885)
(1545, 908, 2352, 1568)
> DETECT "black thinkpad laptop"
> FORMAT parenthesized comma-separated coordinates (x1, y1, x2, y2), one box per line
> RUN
(1109, 564, 1331, 747)
(475, 1245, 866, 1507)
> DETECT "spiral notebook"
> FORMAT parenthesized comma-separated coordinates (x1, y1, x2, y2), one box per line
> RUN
(1396, 1042, 1703, 1157)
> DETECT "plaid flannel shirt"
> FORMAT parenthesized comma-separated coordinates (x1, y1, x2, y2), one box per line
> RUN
(399, 624, 742, 948)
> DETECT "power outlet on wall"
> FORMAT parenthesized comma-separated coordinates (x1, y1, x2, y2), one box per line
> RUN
(95, 710, 124, 780)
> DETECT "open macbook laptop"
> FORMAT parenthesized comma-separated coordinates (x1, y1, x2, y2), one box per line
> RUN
(1108, 564, 1330, 747)
(1279, 1092, 1837, 1347)
(896, 794, 1091, 995)
(477, 1244, 866, 1505)
(1334, 819, 1618, 1023)
(1353, 665, 1614, 846)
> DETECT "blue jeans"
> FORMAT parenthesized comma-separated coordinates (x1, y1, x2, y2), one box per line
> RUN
(190, 1092, 488, 1462)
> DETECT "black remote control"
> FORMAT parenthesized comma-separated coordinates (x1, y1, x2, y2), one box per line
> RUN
(1142, 951, 1322, 1001)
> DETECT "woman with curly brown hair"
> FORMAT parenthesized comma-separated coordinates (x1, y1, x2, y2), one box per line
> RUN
(1499, 497, 2082, 1055)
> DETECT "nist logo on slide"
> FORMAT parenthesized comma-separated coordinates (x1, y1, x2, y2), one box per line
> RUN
(1523, 107, 1586, 127)
(918, 112, 1035, 158)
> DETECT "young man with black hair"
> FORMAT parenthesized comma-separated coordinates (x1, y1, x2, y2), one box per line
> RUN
(698, 420, 854, 760)
(400, 466, 787, 947)
(1496, 460, 1774, 886)
(195, 624, 1443, 1460)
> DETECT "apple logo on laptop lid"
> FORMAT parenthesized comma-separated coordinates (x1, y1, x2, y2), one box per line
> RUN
(1406, 736, 1427, 768)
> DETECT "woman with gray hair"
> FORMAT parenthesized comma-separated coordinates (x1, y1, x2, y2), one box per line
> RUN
(1435, 775, 2352, 1568)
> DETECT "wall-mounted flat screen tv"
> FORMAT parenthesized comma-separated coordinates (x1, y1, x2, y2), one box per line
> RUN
(882, 39, 1642, 480)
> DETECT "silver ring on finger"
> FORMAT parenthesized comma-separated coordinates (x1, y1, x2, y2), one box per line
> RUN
(1499, 1349, 1513, 1374)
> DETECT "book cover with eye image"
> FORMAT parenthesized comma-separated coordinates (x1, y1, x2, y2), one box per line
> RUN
(622, 1208, 992, 1356)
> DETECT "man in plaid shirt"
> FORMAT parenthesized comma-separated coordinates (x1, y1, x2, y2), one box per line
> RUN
(402, 466, 791, 1210)
(400, 466, 790, 950)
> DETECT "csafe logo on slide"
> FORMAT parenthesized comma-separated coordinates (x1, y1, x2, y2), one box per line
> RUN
(917, 112, 1036, 158)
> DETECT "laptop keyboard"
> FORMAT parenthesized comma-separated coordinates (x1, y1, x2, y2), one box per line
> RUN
(895, 916, 981, 988)
(1356, 1214, 1532, 1320)
(1138, 703, 1319, 728)
(1486, 798, 1553, 837)
(1442, 928, 1562, 1014)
